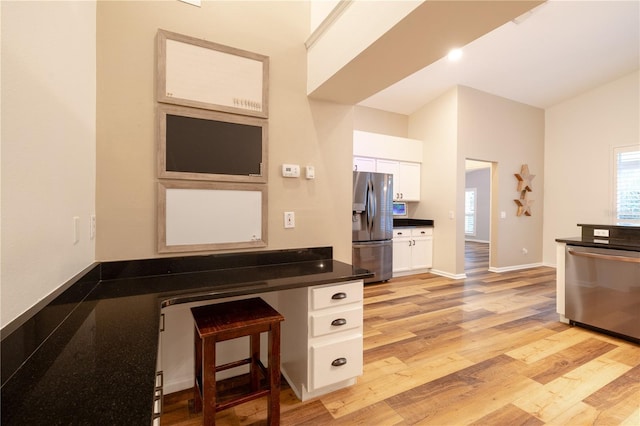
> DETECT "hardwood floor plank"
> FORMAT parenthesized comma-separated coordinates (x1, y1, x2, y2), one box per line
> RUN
(468, 403, 544, 426)
(523, 338, 618, 384)
(512, 357, 632, 422)
(506, 326, 596, 364)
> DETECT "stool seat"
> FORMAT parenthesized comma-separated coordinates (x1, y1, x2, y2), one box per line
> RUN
(191, 298, 284, 426)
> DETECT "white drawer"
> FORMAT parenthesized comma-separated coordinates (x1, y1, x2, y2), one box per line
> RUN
(310, 334, 363, 390)
(310, 281, 363, 311)
(393, 228, 411, 238)
(411, 227, 432, 237)
(310, 305, 363, 338)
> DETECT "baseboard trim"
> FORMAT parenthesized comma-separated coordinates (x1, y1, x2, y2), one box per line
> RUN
(488, 262, 544, 273)
(429, 269, 467, 280)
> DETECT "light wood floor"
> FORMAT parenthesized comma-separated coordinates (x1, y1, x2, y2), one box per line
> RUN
(161, 242, 640, 425)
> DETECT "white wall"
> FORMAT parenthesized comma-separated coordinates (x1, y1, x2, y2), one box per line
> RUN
(543, 70, 640, 265)
(1, 1, 97, 328)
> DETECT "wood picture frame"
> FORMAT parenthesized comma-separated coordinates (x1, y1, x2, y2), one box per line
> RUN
(156, 29, 269, 118)
(157, 104, 268, 183)
(158, 180, 268, 253)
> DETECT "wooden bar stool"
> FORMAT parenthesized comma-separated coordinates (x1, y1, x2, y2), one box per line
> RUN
(191, 297, 284, 426)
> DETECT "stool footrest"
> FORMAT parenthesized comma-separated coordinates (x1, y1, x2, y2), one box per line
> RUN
(217, 357, 252, 372)
(216, 388, 271, 412)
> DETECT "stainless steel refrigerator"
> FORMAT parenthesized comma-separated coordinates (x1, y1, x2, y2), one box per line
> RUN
(352, 171, 393, 283)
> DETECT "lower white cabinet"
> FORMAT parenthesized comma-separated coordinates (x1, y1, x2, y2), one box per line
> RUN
(279, 280, 364, 401)
(393, 227, 433, 276)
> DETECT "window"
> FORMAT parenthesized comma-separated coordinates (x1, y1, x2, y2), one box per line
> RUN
(614, 146, 640, 225)
(465, 188, 477, 236)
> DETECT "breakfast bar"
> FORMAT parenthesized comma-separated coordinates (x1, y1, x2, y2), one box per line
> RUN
(0, 247, 371, 425)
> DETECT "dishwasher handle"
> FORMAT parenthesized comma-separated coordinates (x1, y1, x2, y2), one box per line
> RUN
(568, 249, 640, 264)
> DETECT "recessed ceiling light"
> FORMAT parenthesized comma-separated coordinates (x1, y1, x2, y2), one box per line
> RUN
(447, 48, 463, 61)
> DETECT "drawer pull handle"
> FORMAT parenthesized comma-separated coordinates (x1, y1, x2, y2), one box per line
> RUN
(331, 357, 347, 367)
(331, 318, 347, 326)
(331, 292, 347, 300)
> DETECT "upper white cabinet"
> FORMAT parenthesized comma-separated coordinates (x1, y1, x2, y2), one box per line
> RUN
(353, 130, 422, 201)
(353, 156, 376, 172)
(376, 159, 421, 201)
(353, 130, 422, 160)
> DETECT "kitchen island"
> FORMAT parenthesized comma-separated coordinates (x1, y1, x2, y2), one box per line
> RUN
(0, 247, 371, 425)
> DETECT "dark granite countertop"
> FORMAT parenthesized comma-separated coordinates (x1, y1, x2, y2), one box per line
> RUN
(556, 224, 640, 252)
(1, 247, 371, 425)
(555, 236, 640, 251)
(393, 218, 434, 228)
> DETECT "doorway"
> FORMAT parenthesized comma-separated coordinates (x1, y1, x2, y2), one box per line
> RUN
(465, 159, 492, 273)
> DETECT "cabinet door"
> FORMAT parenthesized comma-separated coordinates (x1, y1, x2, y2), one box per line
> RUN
(392, 235, 412, 273)
(353, 157, 376, 172)
(375, 160, 400, 199)
(411, 236, 433, 270)
(399, 162, 421, 201)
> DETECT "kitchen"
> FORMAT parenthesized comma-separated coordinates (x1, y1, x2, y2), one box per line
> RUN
(2, 0, 639, 425)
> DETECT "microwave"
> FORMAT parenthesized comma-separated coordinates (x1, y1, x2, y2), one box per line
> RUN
(393, 202, 407, 217)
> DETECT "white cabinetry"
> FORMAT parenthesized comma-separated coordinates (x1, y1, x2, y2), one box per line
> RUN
(353, 156, 376, 172)
(392, 227, 433, 276)
(376, 160, 421, 201)
(279, 280, 364, 401)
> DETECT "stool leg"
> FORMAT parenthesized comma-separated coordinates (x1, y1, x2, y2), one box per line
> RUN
(267, 323, 281, 426)
(193, 327, 203, 414)
(250, 333, 260, 392)
(203, 337, 217, 426)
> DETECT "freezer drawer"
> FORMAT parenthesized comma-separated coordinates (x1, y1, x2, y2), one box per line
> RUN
(352, 240, 392, 283)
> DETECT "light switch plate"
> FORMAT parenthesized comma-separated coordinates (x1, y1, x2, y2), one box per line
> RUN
(284, 211, 295, 228)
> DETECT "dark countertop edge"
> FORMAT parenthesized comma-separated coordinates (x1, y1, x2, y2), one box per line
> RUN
(555, 237, 640, 251)
(393, 218, 434, 227)
(160, 266, 373, 307)
(577, 223, 640, 229)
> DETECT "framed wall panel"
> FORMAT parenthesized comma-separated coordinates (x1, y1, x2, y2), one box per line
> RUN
(157, 104, 267, 183)
(156, 29, 269, 118)
(158, 180, 267, 253)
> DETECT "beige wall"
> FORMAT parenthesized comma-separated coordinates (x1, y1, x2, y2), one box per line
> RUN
(543, 70, 640, 265)
(96, 1, 353, 262)
(458, 86, 545, 270)
(354, 106, 408, 137)
(1, 1, 97, 328)
(408, 86, 545, 277)
(409, 88, 460, 276)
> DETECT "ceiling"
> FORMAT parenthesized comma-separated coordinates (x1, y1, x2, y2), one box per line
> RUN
(358, 0, 640, 115)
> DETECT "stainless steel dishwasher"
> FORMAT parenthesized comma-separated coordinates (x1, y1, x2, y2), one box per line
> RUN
(565, 245, 640, 341)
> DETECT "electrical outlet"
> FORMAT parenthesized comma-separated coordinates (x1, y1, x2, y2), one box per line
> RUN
(284, 211, 295, 228)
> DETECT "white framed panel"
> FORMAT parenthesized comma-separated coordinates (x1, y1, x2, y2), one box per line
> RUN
(158, 180, 267, 253)
(156, 29, 269, 118)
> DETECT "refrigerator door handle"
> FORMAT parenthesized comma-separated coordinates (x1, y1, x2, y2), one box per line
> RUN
(367, 180, 374, 233)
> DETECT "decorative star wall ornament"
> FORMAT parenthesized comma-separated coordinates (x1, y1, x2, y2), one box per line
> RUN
(514, 193, 534, 216)
(514, 164, 535, 192)
(514, 164, 535, 216)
